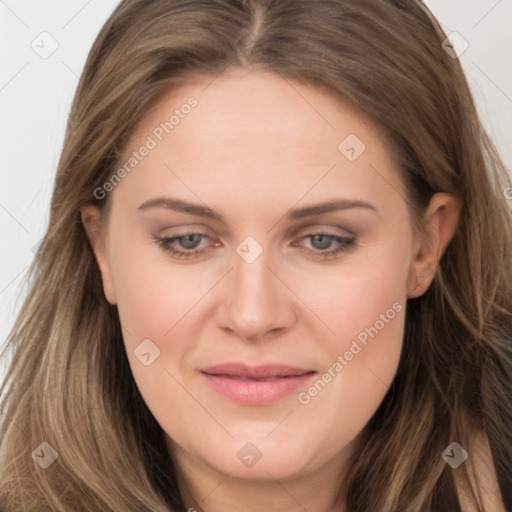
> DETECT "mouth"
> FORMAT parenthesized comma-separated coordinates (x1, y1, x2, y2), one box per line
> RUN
(200, 363, 317, 405)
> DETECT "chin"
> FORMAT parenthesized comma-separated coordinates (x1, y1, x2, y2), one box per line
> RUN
(194, 433, 322, 481)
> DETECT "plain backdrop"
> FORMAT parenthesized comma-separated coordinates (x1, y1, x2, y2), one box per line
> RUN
(1, 0, 511, 385)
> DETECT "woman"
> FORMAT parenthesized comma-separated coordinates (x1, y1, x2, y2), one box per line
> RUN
(0, 0, 511, 510)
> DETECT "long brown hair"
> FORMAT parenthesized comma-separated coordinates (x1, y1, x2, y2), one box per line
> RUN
(1, 1, 511, 510)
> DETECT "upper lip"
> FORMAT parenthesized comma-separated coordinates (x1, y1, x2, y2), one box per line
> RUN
(201, 363, 316, 379)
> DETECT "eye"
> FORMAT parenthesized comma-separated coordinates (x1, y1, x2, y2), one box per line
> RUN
(292, 232, 356, 259)
(152, 230, 356, 260)
(152, 232, 215, 259)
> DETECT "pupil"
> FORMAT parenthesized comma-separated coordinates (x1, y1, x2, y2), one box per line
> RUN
(180, 234, 201, 249)
(312, 235, 332, 250)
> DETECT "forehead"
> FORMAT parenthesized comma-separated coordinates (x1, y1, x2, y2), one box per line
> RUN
(114, 68, 405, 215)
(129, 68, 376, 159)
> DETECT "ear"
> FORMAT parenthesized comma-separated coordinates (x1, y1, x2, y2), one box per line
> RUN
(80, 204, 117, 305)
(406, 192, 462, 299)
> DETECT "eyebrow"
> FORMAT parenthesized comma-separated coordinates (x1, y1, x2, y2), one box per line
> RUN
(137, 197, 379, 223)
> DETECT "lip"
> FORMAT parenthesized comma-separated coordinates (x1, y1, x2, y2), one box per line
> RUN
(200, 363, 317, 405)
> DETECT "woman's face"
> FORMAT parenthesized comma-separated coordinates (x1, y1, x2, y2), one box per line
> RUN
(84, 68, 443, 487)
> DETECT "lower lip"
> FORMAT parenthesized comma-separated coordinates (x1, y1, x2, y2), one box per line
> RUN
(201, 372, 317, 405)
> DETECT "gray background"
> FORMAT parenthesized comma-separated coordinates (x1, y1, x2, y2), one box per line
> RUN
(1, 0, 511, 384)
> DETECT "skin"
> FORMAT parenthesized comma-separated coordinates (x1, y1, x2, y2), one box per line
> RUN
(82, 67, 461, 512)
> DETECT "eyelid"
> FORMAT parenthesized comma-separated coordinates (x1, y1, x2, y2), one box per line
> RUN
(292, 223, 356, 239)
(158, 224, 214, 235)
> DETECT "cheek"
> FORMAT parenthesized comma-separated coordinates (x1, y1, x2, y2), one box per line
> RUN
(293, 240, 408, 425)
(109, 235, 207, 345)
(109, 251, 198, 430)
(293, 234, 410, 347)
(106, 237, 198, 396)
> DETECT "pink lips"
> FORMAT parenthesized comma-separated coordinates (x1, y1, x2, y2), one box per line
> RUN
(200, 363, 317, 405)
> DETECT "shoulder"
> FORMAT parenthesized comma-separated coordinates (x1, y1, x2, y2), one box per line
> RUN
(455, 431, 507, 512)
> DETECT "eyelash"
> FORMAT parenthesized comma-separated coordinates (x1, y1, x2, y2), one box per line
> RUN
(152, 231, 356, 260)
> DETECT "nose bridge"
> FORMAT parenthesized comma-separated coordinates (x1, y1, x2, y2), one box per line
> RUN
(218, 236, 293, 339)
(233, 240, 278, 318)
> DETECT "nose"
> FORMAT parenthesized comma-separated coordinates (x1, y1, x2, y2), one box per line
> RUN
(215, 243, 296, 342)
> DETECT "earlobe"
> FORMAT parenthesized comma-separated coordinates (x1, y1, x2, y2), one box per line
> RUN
(407, 192, 462, 299)
(80, 205, 117, 305)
